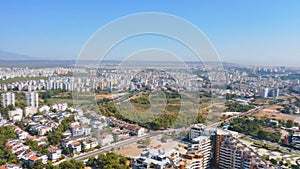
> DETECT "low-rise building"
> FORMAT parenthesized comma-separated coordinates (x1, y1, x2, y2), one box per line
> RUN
(15, 129, 29, 140)
(8, 108, 23, 122)
(82, 139, 98, 150)
(98, 134, 114, 146)
(47, 146, 62, 162)
(61, 135, 88, 148)
(112, 129, 130, 141)
(24, 106, 38, 117)
(69, 141, 81, 154)
(132, 148, 176, 169)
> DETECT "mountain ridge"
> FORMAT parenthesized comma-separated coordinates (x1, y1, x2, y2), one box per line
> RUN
(0, 50, 36, 60)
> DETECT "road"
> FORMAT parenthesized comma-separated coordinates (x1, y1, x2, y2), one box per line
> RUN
(71, 131, 161, 161)
(70, 106, 264, 162)
(208, 106, 265, 128)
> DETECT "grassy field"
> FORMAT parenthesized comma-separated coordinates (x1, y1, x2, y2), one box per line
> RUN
(99, 90, 225, 126)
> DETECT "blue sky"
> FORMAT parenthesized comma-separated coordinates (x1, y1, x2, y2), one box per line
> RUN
(0, 0, 300, 66)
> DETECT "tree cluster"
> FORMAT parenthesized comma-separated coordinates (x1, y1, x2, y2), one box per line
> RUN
(86, 152, 129, 169)
(229, 117, 282, 142)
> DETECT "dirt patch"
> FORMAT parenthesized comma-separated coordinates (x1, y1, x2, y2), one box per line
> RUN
(253, 108, 295, 122)
(95, 93, 127, 100)
(115, 136, 180, 158)
(267, 105, 283, 110)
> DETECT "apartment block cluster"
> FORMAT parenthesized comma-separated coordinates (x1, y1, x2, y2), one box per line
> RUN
(2, 92, 38, 107)
(1, 92, 39, 122)
(0, 67, 56, 80)
(259, 87, 280, 99)
(1, 65, 299, 100)
(0, 68, 201, 93)
(132, 124, 273, 169)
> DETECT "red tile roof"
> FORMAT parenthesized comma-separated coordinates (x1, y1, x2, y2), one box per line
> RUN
(29, 155, 38, 161)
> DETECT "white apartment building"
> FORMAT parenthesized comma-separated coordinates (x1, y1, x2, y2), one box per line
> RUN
(178, 151, 206, 169)
(1, 92, 15, 107)
(260, 88, 269, 98)
(8, 108, 23, 122)
(26, 92, 39, 107)
(189, 124, 206, 140)
(188, 136, 211, 169)
(47, 146, 62, 162)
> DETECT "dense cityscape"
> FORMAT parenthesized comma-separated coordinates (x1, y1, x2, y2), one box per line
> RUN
(1, 1, 300, 169)
(0, 63, 299, 169)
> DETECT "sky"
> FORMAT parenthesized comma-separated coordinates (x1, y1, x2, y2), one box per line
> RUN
(0, 0, 300, 66)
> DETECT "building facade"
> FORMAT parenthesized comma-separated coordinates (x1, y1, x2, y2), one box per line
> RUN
(1, 92, 15, 107)
(26, 92, 39, 107)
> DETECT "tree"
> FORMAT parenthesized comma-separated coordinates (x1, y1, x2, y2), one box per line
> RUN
(286, 120, 294, 128)
(270, 159, 277, 165)
(86, 157, 95, 166)
(15, 120, 26, 130)
(257, 130, 267, 139)
(59, 159, 85, 169)
(0, 126, 19, 165)
(88, 152, 129, 169)
(291, 165, 300, 169)
(62, 147, 71, 156)
(279, 160, 284, 166)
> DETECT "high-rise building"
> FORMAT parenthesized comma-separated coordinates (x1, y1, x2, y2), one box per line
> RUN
(188, 136, 211, 169)
(178, 151, 206, 169)
(1, 92, 15, 107)
(219, 136, 268, 169)
(268, 88, 280, 99)
(211, 129, 231, 168)
(26, 92, 39, 107)
(189, 124, 206, 140)
(259, 88, 269, 98)
(211, 130, 268, 169)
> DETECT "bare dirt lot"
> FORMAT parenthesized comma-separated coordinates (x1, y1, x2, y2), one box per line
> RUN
(115, 136, 181, 158)
(253, 106, 295, 122)
(95, 93, 128, 100)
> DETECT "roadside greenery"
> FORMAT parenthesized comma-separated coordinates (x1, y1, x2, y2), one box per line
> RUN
(229, 117, 282, 142)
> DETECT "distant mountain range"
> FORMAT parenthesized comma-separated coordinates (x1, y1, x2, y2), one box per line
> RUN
(0, 49, 244, 68)
(0, 50, 36, 60)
